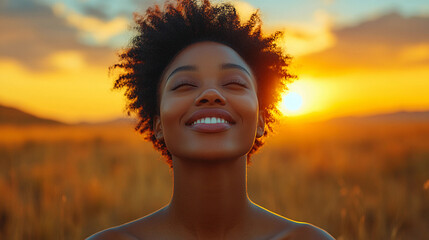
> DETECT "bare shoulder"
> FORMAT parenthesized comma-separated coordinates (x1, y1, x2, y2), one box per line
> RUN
(248, 203, 334, 240)
(86, 207, 169, 240)
(85, 227, 139, 240)
(271, 222, 335, 240)
(290, 223, 335, 240)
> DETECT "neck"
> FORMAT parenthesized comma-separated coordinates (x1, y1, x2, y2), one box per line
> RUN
(167, 156, 251, 238)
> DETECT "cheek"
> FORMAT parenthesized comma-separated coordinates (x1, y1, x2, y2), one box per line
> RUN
(231, 93, 259, 125)
(158, 94, 192, 149)
(227, 94, 260, 159)
(229, 93, 260, 146)
(160, 97, 185, 123)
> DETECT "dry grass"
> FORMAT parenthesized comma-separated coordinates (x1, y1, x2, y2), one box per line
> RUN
(0, 121, 428, 239)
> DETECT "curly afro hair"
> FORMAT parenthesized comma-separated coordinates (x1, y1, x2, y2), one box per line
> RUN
(112, 0, 295, 167)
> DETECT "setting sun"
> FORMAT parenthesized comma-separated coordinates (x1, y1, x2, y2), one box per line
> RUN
(280, 91, 303, 113)
(278, 79, 310, 117)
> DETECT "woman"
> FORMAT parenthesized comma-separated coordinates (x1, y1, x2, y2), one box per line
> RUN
(88, 0, 335, 239)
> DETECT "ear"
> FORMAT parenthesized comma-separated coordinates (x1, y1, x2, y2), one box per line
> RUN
(153, 115, 164, 141)
(256, 110, 265, 138)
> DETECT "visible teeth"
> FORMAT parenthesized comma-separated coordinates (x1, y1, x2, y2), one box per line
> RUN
(191, 117, 229, 125)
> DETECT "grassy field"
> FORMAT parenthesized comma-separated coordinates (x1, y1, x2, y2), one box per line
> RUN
(0, 121, 428, 239)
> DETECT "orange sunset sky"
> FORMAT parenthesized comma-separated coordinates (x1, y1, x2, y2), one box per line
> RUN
(1, 0, 428, 123)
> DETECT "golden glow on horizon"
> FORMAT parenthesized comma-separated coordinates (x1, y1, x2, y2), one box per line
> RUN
(0, 58, 125, 123)
(3, 55, 429, 123)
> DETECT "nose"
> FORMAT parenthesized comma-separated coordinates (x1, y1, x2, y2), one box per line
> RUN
(195, 88, 226, 106)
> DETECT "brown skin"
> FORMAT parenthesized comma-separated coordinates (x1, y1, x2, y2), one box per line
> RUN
(87, 42, 335, 240)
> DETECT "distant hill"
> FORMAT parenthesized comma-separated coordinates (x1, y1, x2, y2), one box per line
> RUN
(76, 117, 136, 126)
(2, 103, 429, 126)
(0, 105, 65, 125)
(327, 111, 429, 124)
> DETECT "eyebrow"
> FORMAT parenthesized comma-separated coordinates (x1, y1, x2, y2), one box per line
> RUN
(166, 65, 197, 81)
(221, 63, 252, 77)
(166, 63, 252, 81)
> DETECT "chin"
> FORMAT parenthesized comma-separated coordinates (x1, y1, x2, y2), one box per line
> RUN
(172, 147, 250, 163)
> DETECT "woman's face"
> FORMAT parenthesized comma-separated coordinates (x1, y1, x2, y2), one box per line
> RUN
(155, 41, 264, 162)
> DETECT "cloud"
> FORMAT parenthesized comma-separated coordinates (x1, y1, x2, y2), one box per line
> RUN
(43, 50, 86, 71)
(76, 2, 113, 21)
(0, 0, 117, 71)
(322, 0, 335, 5)
(1, 0, 41, 12)
(297, 11, 429, 76)
(229, 2, 337, 59)
(52, 3, 129, 46)
(273, 9, 336, 57)
(399, 43, 429, 62)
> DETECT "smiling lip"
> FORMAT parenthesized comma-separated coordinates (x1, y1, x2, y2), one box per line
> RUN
(189, 122, 232, 133)
(185, 109, 235, 133)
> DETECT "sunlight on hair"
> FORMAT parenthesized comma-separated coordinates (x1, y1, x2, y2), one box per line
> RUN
(232, 1, 258, 22)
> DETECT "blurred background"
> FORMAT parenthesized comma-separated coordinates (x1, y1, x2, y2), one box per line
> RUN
(0, 0, 428, 239)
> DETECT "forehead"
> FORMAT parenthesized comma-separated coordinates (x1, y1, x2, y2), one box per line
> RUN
(161, 41, 255, 83)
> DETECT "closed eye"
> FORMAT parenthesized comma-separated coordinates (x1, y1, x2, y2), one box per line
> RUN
(223, 79, 248, 88)
(171, 82, 197, 91)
